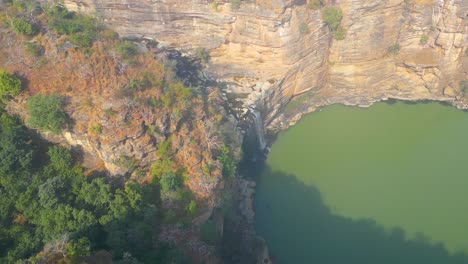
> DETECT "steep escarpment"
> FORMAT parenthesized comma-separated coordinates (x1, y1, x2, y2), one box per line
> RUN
(64, 0, 467, 129)
(0, 2, 244, 262)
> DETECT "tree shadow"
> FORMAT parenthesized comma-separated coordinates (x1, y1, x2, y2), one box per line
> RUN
(255, 166, 468, 264)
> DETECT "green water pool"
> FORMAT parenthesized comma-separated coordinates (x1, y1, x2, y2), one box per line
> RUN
(255, 102, 468, 264)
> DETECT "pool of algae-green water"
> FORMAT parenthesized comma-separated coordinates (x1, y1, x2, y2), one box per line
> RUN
(255, 102, 468, 264)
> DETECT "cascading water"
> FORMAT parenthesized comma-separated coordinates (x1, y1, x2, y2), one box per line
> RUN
(248, 108, 266, 151)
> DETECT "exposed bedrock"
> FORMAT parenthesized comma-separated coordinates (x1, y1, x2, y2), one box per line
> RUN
(63, 0, 467, 126)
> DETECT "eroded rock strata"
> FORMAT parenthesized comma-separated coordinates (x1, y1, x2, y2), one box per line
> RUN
(64, 0, 467, 129)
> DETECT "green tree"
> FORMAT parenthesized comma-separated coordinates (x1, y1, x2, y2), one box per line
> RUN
(159, 172, 180, 194)
(27, 94, 67, 133)
(218, 146, 236, 178)
(47, 146, 73, 172)
(47, 5, 101, 48)
(0, 69, 22, 100)
(0, 114, 33, 175)
(65, 237, 91, 262)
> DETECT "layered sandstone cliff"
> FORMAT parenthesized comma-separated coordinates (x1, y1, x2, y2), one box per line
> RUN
(64, 0, 467, 129)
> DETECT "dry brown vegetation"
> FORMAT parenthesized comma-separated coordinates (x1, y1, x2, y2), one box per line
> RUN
(0, 2, 237, 261)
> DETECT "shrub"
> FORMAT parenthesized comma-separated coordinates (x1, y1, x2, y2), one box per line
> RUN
(0, 69, 22, 100)
(186, 200, 198, 216)
(24, 42, 42, 57)
(308, 0, 324, 9)
(218, 146, 236, 178)
(195, 47, 210, 63)
(115, 41, 139, 60)
(322, 7, 343, 31)
(299, 22, 310, 35)
(420, 34, 429, 45)
(388, 43, 401, 54)
(332, 25, 347, 40)
(230, 0, 241, 10)
(150, 158, 174, 180)
(27, 94, 66, 133)
(460, 80, 468, 96)
(322, 7, 347, 40)
(211, 1, 219, 11)
(114, 155, 138, 172)
(88, 124, 102, 135)
(159, 172, 180, 193)
(47, 5, 101, 48)
(12, 17, 37, 36)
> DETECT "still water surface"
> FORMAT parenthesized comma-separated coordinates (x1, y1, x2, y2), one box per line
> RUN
(255, 102, 468, 264)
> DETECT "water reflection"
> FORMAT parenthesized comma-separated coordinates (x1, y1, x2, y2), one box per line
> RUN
(255, 166, 468, 264)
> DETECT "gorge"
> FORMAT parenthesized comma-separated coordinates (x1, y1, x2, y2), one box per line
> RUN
(59, 1, 467, 260)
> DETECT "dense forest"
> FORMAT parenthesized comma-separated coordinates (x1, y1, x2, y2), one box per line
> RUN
(0, 0, 238, 262)
(0, 111, 171, 263)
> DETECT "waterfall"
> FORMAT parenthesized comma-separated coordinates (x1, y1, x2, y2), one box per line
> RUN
(248, 108, 266, 151)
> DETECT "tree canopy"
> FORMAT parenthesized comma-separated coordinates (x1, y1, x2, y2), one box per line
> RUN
(0, 69, 22, 100)
(27, 94, 67, 134)
(0, 113, 162, 263)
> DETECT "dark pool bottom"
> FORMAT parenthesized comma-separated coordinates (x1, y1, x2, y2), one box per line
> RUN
(255, 102, 468, 264)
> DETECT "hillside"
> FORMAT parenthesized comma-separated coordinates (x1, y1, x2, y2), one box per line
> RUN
(0, 1, 250, 263)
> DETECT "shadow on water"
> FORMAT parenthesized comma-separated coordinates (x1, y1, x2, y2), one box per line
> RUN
(255, 166, 468, 264)
(383, 98, 453, 107)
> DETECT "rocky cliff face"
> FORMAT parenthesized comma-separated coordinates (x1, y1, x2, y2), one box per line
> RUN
(64, 0, 467, 129)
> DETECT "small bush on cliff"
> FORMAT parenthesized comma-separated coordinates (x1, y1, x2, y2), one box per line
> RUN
(115, 40, 139, 60)
(323, 7, 342, 31)
(0, 69, 22, 100)
(332, 25, 347, 40)
(211, 1, 219, 11)
(299, 22, 310, 35)
(308, 0, 324, 9)
(27, 94, 67, 133)
(195, 47, 210, 63)
(388, 43, 401, 54)
(24, 42, 43, 57)
(420, 34, 429, 45)
(322, 7, 346, 40)
(230, 0, 241, 10)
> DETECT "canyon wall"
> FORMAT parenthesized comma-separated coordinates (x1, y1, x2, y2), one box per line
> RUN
(64, 0, 467, 129)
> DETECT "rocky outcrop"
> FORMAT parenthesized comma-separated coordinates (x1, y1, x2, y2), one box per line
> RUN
(64, 0, 467, 130)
